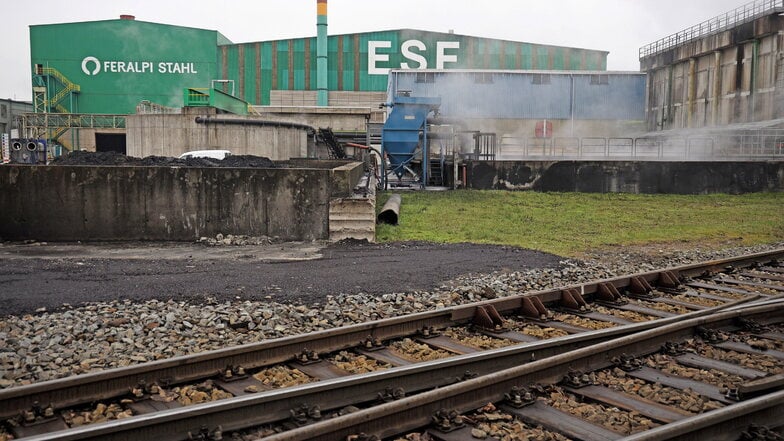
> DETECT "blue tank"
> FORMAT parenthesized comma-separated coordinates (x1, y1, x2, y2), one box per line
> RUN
(381, 95, 441, 183)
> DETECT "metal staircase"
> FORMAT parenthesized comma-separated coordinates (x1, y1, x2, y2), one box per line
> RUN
(428, 158, 444, 186)
(32, 66, 80, 114)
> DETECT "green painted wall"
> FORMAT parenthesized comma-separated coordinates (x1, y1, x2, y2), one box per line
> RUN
(30, 19, 222, 114)
(30, 21, 608, 112)
(221, 29, 608, 105)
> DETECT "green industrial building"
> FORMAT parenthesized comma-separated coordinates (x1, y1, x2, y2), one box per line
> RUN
(30, 16, 608, 115)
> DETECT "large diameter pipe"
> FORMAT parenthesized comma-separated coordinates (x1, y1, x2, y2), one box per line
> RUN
(316, 0, 328, 106)
(194, 116, 315, 132)
(377, 194, 401, 225)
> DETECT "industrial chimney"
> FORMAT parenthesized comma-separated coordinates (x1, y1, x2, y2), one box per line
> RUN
(317, 0, 328, 106)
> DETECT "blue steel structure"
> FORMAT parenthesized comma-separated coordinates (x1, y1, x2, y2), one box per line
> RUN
(387, 70, 645, 121)
(381, 95, 441, 189)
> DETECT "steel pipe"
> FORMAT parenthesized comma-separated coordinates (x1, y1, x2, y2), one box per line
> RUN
(193, 116, 314, 132)
(377, 194, 401, 225)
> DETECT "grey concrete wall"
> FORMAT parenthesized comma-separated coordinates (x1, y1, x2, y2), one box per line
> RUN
(251, 105, 373, 132)
(468, 160, 784, 194)
(0, 161, 363, 241)
(0, 99, 32, 138)
(126, 114, 308, 159)
(265, 91, 386, 121)
(642, 15, 784, 130)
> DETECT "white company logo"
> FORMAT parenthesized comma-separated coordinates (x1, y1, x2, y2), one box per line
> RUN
(80, 56, 198, 76)
(81, 56, 101, 75)
(367, 40, 460, 75)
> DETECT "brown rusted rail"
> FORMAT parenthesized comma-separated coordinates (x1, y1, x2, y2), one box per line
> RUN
(3, 249, 783, 440)
(270, 301, 784, 441)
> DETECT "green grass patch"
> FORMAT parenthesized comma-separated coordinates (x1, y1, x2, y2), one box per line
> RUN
(375, 191, 784, 256)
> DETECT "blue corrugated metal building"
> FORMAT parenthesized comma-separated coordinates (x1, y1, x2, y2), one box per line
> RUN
(387, 69, 646, 137)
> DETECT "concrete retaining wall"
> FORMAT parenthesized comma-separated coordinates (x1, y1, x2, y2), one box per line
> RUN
(641, 15, 784, 130)
(126, 112, 308, 160)
(0, 161, 364, 241)
(468, 160, 784, 194)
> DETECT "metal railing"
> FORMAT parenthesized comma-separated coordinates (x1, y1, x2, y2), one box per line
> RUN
(495, 132, 784, 161)
(20, 113, 127, 139)
(639, 0, 784, 59)
(136, 100, 180, 114)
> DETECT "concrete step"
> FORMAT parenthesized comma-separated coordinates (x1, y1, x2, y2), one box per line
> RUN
(329, 196, 376, 242)
(329, 214, 376, 222)
(329, 229, 375, 242)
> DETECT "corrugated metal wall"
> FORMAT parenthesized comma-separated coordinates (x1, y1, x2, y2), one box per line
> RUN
(219, 29, 608, 105)
(389, 70, 646, 120)
(30, 20, 221, 114)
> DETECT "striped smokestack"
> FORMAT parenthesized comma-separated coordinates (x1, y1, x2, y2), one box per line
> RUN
(317, 0, 328, 106)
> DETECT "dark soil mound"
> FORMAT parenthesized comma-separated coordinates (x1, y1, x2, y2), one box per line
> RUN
(50, 151, 277, 168)
(51, 151, 135, 166)
(219, 155, 276, 168)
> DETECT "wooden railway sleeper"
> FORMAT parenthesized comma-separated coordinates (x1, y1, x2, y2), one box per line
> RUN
(728, 373, 784, 402)
(560, 288, 590, 313)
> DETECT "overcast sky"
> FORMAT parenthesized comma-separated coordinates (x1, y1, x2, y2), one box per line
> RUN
(2, 0, 745, 101)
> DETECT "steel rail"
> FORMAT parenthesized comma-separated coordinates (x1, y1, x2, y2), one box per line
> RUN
(2, 249, 782, 427)
(619, 389, 784, 441)
(266, 301, 784, 441)
(19, 296, 763, 441)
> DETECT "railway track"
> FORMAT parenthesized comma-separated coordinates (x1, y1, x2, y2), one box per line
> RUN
(1, 249, 783, 440)
(278, 300, 784, 441)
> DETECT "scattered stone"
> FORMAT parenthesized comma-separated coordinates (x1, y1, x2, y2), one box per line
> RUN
(0, 241, 781, 389)
(198, 234, 273, 246)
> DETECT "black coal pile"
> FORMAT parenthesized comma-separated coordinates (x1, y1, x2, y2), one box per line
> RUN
(219, 155, 276, 168)
(51, 151, 277, 168)
(50, 151, 134, 166)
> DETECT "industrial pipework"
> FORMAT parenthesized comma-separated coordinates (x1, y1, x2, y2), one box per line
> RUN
(381, 95, 441, 189)
(317, 0, 328, 106)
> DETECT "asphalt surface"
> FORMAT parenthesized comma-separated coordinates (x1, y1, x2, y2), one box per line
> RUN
(0, 240, 562, 317)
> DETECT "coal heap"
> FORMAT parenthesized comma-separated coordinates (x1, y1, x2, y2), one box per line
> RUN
(51, 151, 277, 168)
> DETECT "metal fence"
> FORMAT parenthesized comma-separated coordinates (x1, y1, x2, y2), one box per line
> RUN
(496, 132, 784, 161)
(639, 0, 784, 58)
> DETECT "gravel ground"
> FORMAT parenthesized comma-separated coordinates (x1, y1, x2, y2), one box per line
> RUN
(0, 239, 782, 389)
